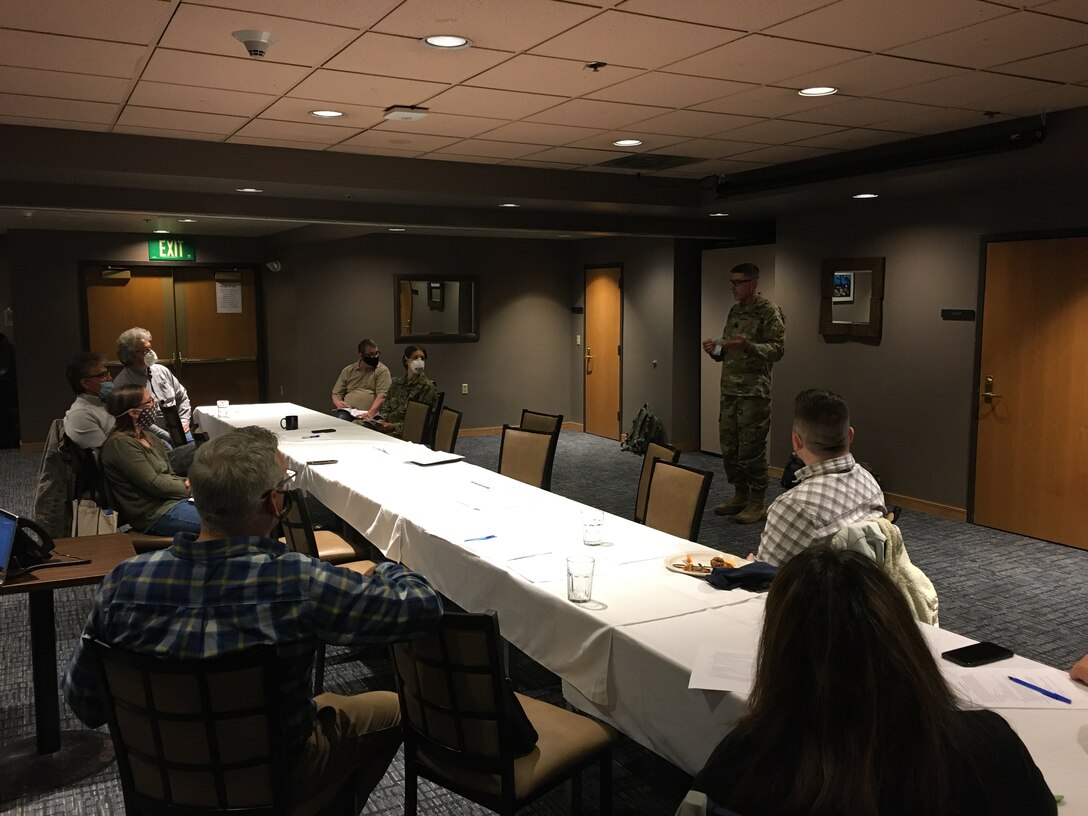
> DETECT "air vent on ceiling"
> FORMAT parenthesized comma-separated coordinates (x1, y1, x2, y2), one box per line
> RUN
(596, 153, 700, 171)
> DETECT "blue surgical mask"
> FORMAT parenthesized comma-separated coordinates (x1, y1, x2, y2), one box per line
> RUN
(98, 380, 114, 399)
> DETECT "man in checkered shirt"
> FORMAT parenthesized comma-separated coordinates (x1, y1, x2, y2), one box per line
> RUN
(756, 389, 886, 567)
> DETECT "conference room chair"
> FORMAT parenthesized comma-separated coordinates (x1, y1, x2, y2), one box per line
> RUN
(91, 449, 172, 554)
(643, 460, 714, 542)
(87, 637, 356, 816)
(434, 406, 463, 454)
(519, 409, 563, 436)
(425, 391, 444, 448)
(401, 399, 431, 445)
(389, 610, 617, 816)
(498, 425, 559, 491)
(634, 441, 681, 524)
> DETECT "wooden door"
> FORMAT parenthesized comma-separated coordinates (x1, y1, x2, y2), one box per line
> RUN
(973, 237, 1088, 549)
(84, 268, 176, 365)
(584, 266, 622, 439)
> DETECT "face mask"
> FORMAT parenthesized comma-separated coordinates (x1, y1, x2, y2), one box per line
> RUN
(410, 359, 425, 373)
(362, 354, 380, 368)
(143, 348, 158, 367)
(135, 407, 156, 429)
(97, 380, 114, 399)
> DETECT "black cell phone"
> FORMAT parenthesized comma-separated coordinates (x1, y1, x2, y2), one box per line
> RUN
(941, 641, 1014, 667)
(307, 460, 338, 465)
(309, 428, 337, 433)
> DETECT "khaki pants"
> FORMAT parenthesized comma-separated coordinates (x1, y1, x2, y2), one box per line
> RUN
(718, 395, 771, 492)
(289, 691, 403, 816)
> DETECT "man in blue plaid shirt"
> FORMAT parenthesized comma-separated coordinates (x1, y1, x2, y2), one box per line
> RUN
(63, 425, 443, 812)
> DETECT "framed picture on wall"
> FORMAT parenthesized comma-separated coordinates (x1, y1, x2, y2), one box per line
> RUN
(832, 271, 854, 304)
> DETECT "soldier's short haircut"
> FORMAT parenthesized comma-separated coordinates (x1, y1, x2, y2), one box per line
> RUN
(793, 388, 850, 455)
(357, 338, 377, 353)
(731, 262, 760, 279)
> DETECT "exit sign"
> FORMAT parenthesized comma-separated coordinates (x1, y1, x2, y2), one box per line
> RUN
(148, 238, 195, 261)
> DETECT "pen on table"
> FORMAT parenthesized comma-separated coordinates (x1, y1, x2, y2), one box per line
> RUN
(1008, 676, 1072, 704)
(470, 480, 491, 489)
(301, 434, 319, 439)
(464, 535, 496, 542)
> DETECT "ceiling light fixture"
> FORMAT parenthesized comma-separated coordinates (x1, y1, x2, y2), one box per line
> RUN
(384, 105, 429, 122)
(709, 212, 729, 217)
(423, 34, 472, 49)
(499, 203, 520, 208)
(310, 109, 344, 118)
(388, 227, 407, 232)
(178, 218, 198, 223)
(798, 86, 838, 97)
(613, 138, 643, 147)
(152, 229, 170, 234)
(853, 192, 878, 199)
(236, 187, 263, 193)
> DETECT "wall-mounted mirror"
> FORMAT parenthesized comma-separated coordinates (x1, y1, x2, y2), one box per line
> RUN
(819, 257, 885, 343)
(394, 275, 479, 343)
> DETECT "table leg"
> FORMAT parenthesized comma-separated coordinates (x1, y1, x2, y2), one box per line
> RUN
(28, 590, 60, 754)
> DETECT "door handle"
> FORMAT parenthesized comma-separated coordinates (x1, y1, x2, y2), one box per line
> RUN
(982, 375, 1002, 403)
(585, 347, 593, 374)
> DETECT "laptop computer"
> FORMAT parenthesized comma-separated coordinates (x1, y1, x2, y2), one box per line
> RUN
(0, 509, 90, 586)
(0, 509, 18, 586)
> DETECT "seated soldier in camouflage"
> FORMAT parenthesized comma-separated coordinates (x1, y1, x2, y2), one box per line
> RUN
(367, 345, 438, 437)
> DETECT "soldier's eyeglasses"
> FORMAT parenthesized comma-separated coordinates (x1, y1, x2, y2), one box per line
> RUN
(730, 278, 755, 287)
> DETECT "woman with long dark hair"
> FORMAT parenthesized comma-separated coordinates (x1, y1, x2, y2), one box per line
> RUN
(691, 546, 1055, 816)
(101, 384, 200, 535)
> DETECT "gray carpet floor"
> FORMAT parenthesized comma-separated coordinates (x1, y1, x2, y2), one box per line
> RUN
(1, 431, 1086, 815)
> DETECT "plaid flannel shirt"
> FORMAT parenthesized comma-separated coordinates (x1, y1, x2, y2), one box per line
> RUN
(756, 454, 886, 567)
(62, 534, 442, 754)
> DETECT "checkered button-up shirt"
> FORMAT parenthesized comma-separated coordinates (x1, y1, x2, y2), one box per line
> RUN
(62, 534, 443, 754)
(756, 454, 886, 567)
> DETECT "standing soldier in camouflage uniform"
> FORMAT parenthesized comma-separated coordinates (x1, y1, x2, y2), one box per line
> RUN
(702, 263, 785, 524)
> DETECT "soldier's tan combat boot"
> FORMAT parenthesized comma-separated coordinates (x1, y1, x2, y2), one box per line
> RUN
(734, 490, 768, 524)
(713, 487, 749, 516)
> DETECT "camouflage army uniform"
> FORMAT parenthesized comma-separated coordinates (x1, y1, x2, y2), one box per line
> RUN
(372, 372, 437, 437)
(716, 296, 785, 492)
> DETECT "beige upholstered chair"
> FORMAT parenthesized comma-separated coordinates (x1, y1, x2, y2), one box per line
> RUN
(498, 425, 558, 491)
(401, 399, 431, 444)
(87, 637, 355, 816)
(518, 409, 563, 435)
(434, 407, 463, 454)
(390, 611, 616, 816)
(643, 460, 713, 542)
(634, 442, 681, 524)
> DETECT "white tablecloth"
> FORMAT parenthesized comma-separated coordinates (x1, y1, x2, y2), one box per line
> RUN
(195, 403, 1088, 804)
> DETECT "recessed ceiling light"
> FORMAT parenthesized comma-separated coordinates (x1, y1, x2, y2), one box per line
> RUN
(388, 227, 406, 232)
(613, 138, 643, 147)
(709, 212, 729, 217)
(152, 229, 170, 234)
(853, 193, 879, 199)
(798, 86, 838, 97)
(178, 218, 198, 223)
(423, 34, 472, 49)
(236, 187, 263, 193)
(499, 203, 520, 208)
(310, 109, 344, 118)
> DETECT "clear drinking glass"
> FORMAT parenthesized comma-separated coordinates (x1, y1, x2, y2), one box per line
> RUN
(566, 556, 595, 603)
(582, 509, 603, 546)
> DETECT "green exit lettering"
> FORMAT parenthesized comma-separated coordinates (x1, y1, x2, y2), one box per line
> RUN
(148, 238, 195, 261)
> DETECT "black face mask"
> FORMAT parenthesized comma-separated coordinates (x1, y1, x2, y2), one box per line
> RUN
(362, 354, 380, 367)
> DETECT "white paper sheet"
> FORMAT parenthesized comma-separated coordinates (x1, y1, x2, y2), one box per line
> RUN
(215, 281, 242, 313)
(946, 668, 1088, 709)
(688, 643, 755, 692)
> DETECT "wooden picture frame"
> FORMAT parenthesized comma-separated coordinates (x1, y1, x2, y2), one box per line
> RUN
(819, 257, 885, 343)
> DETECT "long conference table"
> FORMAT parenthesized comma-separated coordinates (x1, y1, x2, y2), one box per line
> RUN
(195, 403, 1088, 808)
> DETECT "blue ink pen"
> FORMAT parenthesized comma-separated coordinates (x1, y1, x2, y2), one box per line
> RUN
(464, 535, 496, 542)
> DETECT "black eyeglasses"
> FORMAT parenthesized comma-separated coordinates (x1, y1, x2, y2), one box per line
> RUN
(730, 278, 755, 287)
(271, 469, 297, 494)
(83, 370, 110, 380)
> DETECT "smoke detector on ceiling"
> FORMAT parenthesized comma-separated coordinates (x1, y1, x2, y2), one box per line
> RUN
(384, 105, 429, 122)
(232, 29, 278, 59)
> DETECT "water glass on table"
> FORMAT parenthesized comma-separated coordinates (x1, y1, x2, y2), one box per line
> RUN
(216, 399, 230, 418)
(582, 509, 603, 546)
(567, 556, 595, 603)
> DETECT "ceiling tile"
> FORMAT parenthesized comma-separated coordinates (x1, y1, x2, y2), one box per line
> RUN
(481, 120, 603, 145)
(433, 138, 547, 158)
(780, 55, 966, 97)
(983, 82, 1088, 115)
(118, 105, 249, 135)
(466, 54, 641, 96)
(289, 69, 447, 107)
(227, 134, 331, 150)
(629, 109, 760, 137)
(327, 143, 425, 157)
(111, 125, 224, 141)
(889, 10, 1088, 68)
(233, 117, 361, 144)
(996, 44, 1088, 83)
(879, 71, 1055, 108)
(327, 32, 513, 82)
(259, 97, 385, 128)
(130, 82, 277, 117)
(1034, 0, 1088, 22)
(667, 34, 863, 84)
(520, 145, 627, 164)
(587, 71, 754, 107)
(526, 98, 668, 129)
(0, 30, 147, 78)
(183, 0, 402, 29)
(647, 138, 766, 158)
(160, 4, 358, 66)
(791, 127, 908, 150)
(338, 129, 460, 152)
(142, 50, 310, 94)
(374, 111, 504, 138)
(0, 0, 173, 44)
(529, 10, 742, 69)
(372, 0, 599, 52)
(0, 66, 130, 103)
(423, 86, 564, 118)
(564, 130, 686, 151)
(0, 92, 118, 123)
(729, 144, 838, 163)
(719, 118, 845, 144)
(691, 85, 828, 117)
(873, 106, 1010, 134)
(615, 0, 836, 32)
(766, 0, 1010, 51)
(781, 97, 948, 128)
(0, 115, 108, 132)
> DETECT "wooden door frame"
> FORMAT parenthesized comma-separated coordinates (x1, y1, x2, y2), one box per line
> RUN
(966, 227, 1088, 523)
(78, 260, 269, 403)
(583, 263, 623, 439)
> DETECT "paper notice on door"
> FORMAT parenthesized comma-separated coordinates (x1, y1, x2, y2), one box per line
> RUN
(216, 281, 242, 313)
